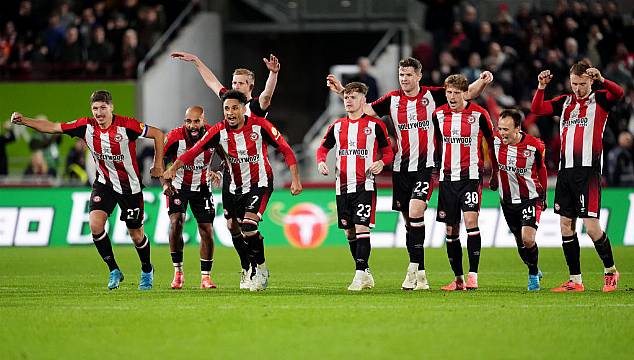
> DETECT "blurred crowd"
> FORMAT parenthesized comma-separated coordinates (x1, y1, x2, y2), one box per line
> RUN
(410, 0, 634, 185)
(0, 0, 189, 79)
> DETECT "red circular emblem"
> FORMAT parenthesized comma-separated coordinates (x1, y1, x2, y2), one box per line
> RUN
(114, 133, 123, 142)
(284, 203, 329, 248)
(421, 98, 429, 106)
(174, 198, 182, 205)
(523, 150, 531, 157)
(363, 127, 372, 135)
(250, 132, 259, 141)
(467, 115, 477, 124)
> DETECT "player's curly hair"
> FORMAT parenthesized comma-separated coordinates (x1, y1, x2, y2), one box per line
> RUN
(221, 89, 248, 104)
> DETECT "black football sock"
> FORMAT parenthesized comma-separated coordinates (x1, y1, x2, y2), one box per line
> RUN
(405, 224, 414, 263)
(170, 251, 183, 272)
(525, 243, 539, 276)
(593, 232, 615, 269)
(135, 235, 153, 273)
(355, 232, 371, 271)
(446, 234, 463, 276)
(231, 232, 250, 270)
(92, 231, 119, 271)
(409, 217, 426, 270)
(245, 232, 265, 266)
(562, 234, 581, 275)
(200, 259, 213, 275)
(467, 227, 481, 273)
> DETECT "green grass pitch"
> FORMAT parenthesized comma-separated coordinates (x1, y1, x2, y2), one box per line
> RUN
(1, 246, 633, 359)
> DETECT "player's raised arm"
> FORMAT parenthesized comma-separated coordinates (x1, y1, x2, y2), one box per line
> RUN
(144, 125, 165, 178)
(10, 112, 62, 133)
(530, 70, 555, 115)
(259, 54, 280, 110)
(171, 51, 224, 98)
(586, 67, 624, 102)
(466, 71, 494, 100)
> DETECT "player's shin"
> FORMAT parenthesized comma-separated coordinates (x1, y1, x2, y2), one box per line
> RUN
(231, 232, 250, 270)
(445, 234, 463, 276)
(355, 232, 371, 271)
(134, 235, 153, 273)
(466, 227, 481, 273)
(92, 231, 119, 271)
(562, 234, 582, 278)
(409, 217, 426, 270)
(593, 232, 616, 272)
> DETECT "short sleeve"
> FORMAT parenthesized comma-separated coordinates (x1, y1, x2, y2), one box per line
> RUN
(60, 118, 88, 139)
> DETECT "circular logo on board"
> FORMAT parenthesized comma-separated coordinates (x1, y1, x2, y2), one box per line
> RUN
(283, 203, 329, 248)
(93, 196, 101, 203)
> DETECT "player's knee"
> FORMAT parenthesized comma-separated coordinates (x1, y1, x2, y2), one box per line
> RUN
(586, 227, 603, 241)
(170, 215, 184, 229)
(241, 218, 259, 237)
(198, 224, 213, 240)
(344, 228, 356, 241)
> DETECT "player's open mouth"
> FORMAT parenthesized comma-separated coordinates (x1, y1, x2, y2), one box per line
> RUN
(190, 130, 199, 136)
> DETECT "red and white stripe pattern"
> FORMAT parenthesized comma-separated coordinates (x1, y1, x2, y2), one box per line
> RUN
(557, 93, 607, 170)
(374, 88, 442, 171)
(165, 126, 213, 192)
(62, 116, 145, 194)
(435, 103, 493, 181)
(494, 133, 545, 204)
(332, 118, 379, 195)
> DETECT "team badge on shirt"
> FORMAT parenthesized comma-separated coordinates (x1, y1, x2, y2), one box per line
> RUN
(93, 196, 101, 203)
(114, 133, 123, 142)
(467, 115, 477, 124)
(523, 149, 532, 157)
(363, 127, 372, 135)
(271, 127, 281, 140)
(250, 132, 259, 141)
(421, 98, 429, 106)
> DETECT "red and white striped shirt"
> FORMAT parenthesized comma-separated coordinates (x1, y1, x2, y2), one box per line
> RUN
(371, 87, 445, 172)
(531, 79, 624, 171)
(316, 115, 393, 195)
(433, 102, 496, 181)
(164, 125, 214, 192)
(61, 115, 147, 194)
(178, 115, 297, 195)
(493, 132, 548, 204)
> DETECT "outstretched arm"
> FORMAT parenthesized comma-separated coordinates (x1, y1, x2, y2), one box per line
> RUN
(11, 112, 62, 133)
(466, 71, 493, 100)
(259, 54, 280, 110)
(171, 51, 224, 98)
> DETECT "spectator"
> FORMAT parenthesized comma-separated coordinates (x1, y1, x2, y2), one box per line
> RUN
(57, 1, 78, 30)
(120, 28, 143, 78)
(78, 7, 97, 46)
(0, 121, 16, 176)
(65, 140, 88, 184)
(461, 52, 482, 84)
(14, 1, 36, 43)
(607, 131, 634, 187)
(346, 57, 379, 102)
(55, 27, 85, 75)
(42, 13, 65, 57)
(86, 26, 113, 76)
(137, 6, 165, 53)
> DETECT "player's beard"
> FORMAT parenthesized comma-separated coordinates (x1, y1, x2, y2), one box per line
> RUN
(186, 127, 205, 142)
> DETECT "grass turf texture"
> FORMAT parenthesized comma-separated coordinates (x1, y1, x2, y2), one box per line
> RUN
(1, 246, 633, 359)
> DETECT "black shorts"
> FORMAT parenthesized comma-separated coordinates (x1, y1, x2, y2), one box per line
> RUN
(392, 168, 435, 212)
(222, 186, 272, 221)
(554, 168, 602, 218)
(336, 190, 377, 229)
(501, 199, 543, 237)
(167, 189, 215, 223)
(89, 181, 144, 229)
(436, 179, 482, 224)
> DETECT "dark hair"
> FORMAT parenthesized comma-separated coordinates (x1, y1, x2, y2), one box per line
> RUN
(221, 89, 247, 104)
(444, 74, 469, 92)
(343, 82, 368, 96)
(398, 57, 422, 73)
(570, 61, 591, 76)
(499, 109, 524, 128)
(90, 90, 112, 104)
